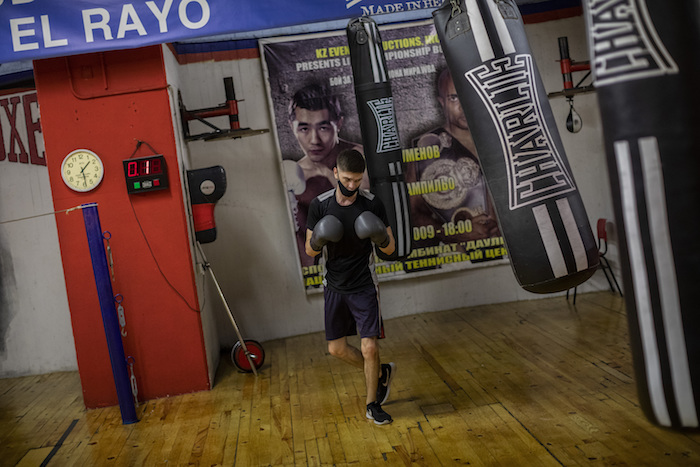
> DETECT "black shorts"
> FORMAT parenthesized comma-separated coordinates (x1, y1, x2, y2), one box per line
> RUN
(324, 286, 385, 341)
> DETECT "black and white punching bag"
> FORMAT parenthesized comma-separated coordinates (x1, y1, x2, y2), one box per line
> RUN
(187, 166, 227, 244)
(584, 0, 700, 429)
(433, 0, 599, 293)
(347, 17, 412, 261)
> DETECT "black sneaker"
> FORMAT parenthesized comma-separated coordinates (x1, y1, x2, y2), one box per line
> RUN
(366, 401, 393, 425)
(376, 362, 396, 405)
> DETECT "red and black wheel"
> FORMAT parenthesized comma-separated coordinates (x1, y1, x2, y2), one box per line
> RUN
(231, 340, 265, 372)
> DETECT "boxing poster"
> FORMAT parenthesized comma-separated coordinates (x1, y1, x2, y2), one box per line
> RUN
(261, 20, 507, 292)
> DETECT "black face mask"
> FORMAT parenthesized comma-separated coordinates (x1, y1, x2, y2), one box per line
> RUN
(337, 180, 359, 197)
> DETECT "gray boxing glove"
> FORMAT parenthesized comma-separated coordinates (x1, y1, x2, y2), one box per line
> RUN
(310, 215, 343, 252)
(354, 211, 390, 248)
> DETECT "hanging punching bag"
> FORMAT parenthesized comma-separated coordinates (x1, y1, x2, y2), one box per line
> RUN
(433, 0, 599, 293)
(347, 16, 412, 261)
(583, 0, 700, 429)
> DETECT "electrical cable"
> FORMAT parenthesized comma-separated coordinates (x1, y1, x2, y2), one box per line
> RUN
(127, 140, 202, 313)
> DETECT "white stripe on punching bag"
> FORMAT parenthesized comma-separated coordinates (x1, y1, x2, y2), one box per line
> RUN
(532, 199, 589, 278)
(532, 204, 568, 278)
(390, 181, 406, 256)
(483, 0, 516, 54)
(362, 21, 386, 84)
(389, 161, 410, 256)
(639, 137, 698, 427)
(556, 197, 589, 272)
(615, 139, 672, 427)
(465, 0, 494, 62)
(401, 185, 411, 255)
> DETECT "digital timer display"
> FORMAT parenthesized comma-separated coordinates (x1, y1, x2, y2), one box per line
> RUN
(123, 155, 169, 194)
(126, 158, 163, 177)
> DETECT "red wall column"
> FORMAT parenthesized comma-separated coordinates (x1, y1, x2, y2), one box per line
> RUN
(34, 46, 210, 408)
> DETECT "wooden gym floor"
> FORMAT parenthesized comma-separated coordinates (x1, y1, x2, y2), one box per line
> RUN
(2, 291, 700, 466)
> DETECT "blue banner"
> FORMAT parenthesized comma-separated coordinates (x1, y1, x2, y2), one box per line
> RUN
(0, 0, 442, 63)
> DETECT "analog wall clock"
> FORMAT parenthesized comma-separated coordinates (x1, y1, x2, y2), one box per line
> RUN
(61, 149, 105, 192)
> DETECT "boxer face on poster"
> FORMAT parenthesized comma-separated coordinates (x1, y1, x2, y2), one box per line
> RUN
(437, 72, 477, 156)
(287, 83, 366, 189)
(440, 82, 468, 131)
(291, 107, 343, 167)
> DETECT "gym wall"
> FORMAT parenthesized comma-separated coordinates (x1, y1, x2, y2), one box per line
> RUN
(0, 90, 76, 378)
(177, 14, 618, 348)
(0, 14, 619, 389)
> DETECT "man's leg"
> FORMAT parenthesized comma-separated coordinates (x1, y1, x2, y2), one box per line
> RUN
(328, 337, 364, 369)
(361, 336, 392, 425)
(328, 336, 380, 405)
(328, 335, 392, 425)
(361, 336, 380, 406)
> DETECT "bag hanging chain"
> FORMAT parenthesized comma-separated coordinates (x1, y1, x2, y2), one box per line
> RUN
(450, 0, 462, 17)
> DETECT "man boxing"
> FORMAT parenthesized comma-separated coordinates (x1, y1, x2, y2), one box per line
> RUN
(305, 149, 397, 425)
(288, 83, 368, 268)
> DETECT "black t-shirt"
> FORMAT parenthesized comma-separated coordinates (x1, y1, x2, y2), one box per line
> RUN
(307, 188, 389, 293)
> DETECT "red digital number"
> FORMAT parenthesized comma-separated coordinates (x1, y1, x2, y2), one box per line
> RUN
(127, 161, 138, 177)
(127, 157, 163, 178)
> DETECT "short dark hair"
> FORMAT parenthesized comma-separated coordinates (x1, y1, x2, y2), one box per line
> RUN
(437, 67, 453, 99)
(336, 149, 365, 174)
(288, 83, 343, 122)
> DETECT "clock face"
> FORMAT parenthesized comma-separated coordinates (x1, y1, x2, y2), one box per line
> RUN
(61, 149, 105, 192)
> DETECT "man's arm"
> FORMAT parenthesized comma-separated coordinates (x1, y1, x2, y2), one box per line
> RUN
(305, 229, 320, 258)
(354, 211, 395, 256)
(306, 215, 344, 257)
(379, 226, 396, 256)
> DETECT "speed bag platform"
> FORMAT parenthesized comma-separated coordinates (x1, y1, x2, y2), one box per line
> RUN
(347, 16, 412, 261)
(187, 166, 227, 244)
(584, 0, 700, 430)
(433, 0, 598, 293)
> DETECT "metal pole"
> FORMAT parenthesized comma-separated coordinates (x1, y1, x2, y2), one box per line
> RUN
(196, 241, 258, 376)
(82, 204, 138, 424)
